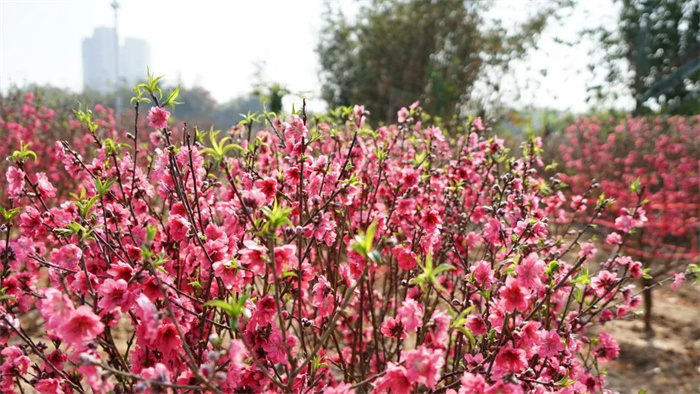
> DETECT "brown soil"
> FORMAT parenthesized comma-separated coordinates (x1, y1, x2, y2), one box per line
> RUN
(602, 283, 700, 394)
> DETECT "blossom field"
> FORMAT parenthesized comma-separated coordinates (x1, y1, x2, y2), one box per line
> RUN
(0, 75, 698, 393)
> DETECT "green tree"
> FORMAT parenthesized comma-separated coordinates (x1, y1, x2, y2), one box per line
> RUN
(587, 0, 700, 115)
(317, 0, 570, 124)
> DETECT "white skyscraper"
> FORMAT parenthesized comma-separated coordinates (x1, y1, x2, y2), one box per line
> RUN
(82, 27, 118, 93)
(121, 38, 151, 87)
(82, 28, 151, 93)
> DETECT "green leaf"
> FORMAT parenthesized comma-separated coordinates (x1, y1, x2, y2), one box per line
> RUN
(629, 177, 642, 194)
(0, 207, 20, 222)
(11, 141, 38, 163)
(433, 263, 456, 276)
(261, 199, 292, 233)
(350, 219, 379, 258)
(204, 300, 235, 315)
(555, 375, 576, 387)
(163, 85, 182, 108)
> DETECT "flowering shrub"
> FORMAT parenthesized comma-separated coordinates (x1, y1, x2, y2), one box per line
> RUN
(557, 115, 700, 333)
(0, 77, 677, 393)
(0, 92, 126, 201)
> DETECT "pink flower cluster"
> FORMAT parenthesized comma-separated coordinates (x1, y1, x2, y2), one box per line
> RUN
(559, 115, 700, 269)
(0, 83, 659, 393)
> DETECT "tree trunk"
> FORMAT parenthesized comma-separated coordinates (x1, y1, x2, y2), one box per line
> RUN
(642, 276, 654, 339)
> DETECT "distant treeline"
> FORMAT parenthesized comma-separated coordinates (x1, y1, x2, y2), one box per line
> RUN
(1, 84, 264, 131)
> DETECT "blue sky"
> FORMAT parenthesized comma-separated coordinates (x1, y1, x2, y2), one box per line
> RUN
(0, 0, 630, 113)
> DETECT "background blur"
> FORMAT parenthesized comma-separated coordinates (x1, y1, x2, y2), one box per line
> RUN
(3, 0, 696, 131)
(1, 1, 699, 392)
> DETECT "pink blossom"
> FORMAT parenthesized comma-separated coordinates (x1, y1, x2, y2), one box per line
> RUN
(466, 315, 487, 336)
(483, 218, 503, 246)
(614, 214, 635, 233)
(628, 260, 644, 279)
(595, 331, 619, 361)
(459, 372, 489, 394)
(147, 106, 170, 129)
(32, 172, 56, 198)
(226, 339, 247, 388)
(98, 279, 135, 312)
(516, 252, 544, 290)
(539, 329, 565, 357)
(570, 195, 587, 212)
(398, 298, 423, 332)
(471, 260, 494, 288)
(38, 288, 75, 332)
(421, 209, 442, 233)
(500, 277, 530, 312)
(59, 305, 104, 345)
(373, 363, 412, 394)
(312, 275, 335, 318)
(352, 105, 366, 128)
(392, 244, 417, 270)
(578, 242, 597, 259)
(168, 214, 190, 242)
(50, 244, 82, 271)
(494, 345, 527, 372)
(606, 232, 622, 245)
(239, 240, 267, 274)
(134, 295, 159, 343)
(274, 244, 297, 273)
(397, 107, 409, 123)
(404, 347, 444, 388)
(34, 378, 64, 394)
(472, 117, 484, 131)
(381, 317, 407, 339)
(591, 270, 617, 297)
(155, 322, 182, 358)
(671, 272, 685, 291)
(141, 363, 172, 387)
(6, 166, 25, 197)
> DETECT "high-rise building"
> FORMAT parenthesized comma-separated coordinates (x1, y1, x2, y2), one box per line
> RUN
(82, 27, 118, 93)
(121, 38, 151, 87)
(82, 28, 151, 93)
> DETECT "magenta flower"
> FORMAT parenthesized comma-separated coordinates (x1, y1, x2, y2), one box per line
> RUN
(59, 306, 104, 345)
(459, 372, 489, 393)
(381, 317, 407, 339)
(483, 218, 503, 246)
(98, 279, 135, 312)
(591, 270, 618, 297)
(671, 272, 686, 291)
(516, 252, 544, 290)
(398, 298, 424, 332)
(404, 347, 444, 388)
(606, 232, 622, 245)
(6, 166, 25, 197)
(471, 260, 494, 288)
(147, 106, 170, 129)
(494, 345, 527, 372)
(373, 363, 412, 394)
(500, 277, 530, 312)
(392, 244, 417, 270)
(34, 172, 56, 198)
(466, 315, 487, 336)
(539, 329, 565, 357)
(397, 107, 409, 123)
(595, 331, 620, 361)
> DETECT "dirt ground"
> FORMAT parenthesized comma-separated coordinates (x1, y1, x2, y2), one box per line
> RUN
(601, 282, 700, 394)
